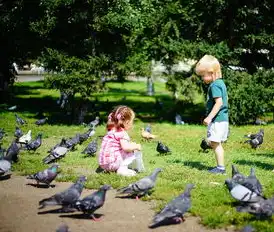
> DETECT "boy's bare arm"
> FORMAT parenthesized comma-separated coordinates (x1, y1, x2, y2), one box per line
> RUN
(204, 97, 222, 125)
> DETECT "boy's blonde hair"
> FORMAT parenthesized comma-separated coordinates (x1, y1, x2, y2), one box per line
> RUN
(195, 55, 222, 77)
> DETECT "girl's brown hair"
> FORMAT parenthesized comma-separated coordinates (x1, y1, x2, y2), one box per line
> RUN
(106, 105, 135, 131)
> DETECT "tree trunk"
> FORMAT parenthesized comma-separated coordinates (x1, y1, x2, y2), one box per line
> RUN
(147, 76, 155, 96)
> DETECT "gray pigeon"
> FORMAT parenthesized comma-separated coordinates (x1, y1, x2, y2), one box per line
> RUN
(244, 129, 264, 149)
(0, 159, 11, 176)
(14, 126, 23, 138)
(175, 114, 184, 125)
(117, 168, 162, 199)
(15, 113, 26, 125)
(74, 184, 111, 220)
(240, 167, 263, 197)
(149, 183, 195, 228)
(25, 133, 42, 152)
(35, 117, 48, 126)
(0, 128, 6, 140)
(26, 164, 60, 187)
(240, 225, 255, 232)
(43, 146, 69, 164)
(200, 138, 211, 153)
(81, 138, 98, 156)
(144, 124, 152, 133)
(56, 223, 70, 232)
(5, 141, 20, 163)
(156, 141, 171, 155)
(237, 196, 274, 218)
(231, 164, 246, 183)
(225, 179, 262, 203)
(38, 175, 87, 211)
(88, 116, 100, 129)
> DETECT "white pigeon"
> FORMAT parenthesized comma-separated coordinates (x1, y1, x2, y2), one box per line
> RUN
(19, 130, 32, 144)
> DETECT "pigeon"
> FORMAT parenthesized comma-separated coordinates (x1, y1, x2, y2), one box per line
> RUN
(156, 141, 171, 155)
(26, 164, 60, 187)
(74, 184, 111, 220)
(244, 129, 264, 149)
(254, 119, 266, 125)
(78, 129, 94, 144)
(200, 138, 211, 152)
(15, 113, 26, 125)
(0, 128, 5, 140)
(244, 129, 264, 140)
(35, 117, 48, 126)
(225, 179, 262, 203)
(240, 167, 263, 197)
(25, 133, 42, 152)
(141, 128, 156, 141)
(88, 116, 100, 129)
(18, 130, 32, 144)
(0, 159, 11, 176)
(236, 196, 274, 218)
(48, 138, 67, 153)
(149, 183, 195, 228)
(117, 168, 162, 199)
(144, 124, 152, 133)
(175, 114, 185, 125)
(81, 138, 98, 156)
(64, 134, 80, 150)
(38, 175, 87, 211)
(43, 146, 68, 164)
(56, 223, 70, 232)
(8, 105, 17, 111)
(14, 126, 23, 138)
(240, 225, 255, 232)
(231, 164, 246, 183)
(5, 141, 20, 163)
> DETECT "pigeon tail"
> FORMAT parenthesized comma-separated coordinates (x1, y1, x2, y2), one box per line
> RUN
(26, 174, 36, 180)
(39, 196, 58, 209)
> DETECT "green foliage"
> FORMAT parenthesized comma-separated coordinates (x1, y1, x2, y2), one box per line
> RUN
(223, 68, 274, 125)
(42, 49, 107, 100)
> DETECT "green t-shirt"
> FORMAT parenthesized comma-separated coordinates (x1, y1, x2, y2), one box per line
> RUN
(206, 79, 229, 122)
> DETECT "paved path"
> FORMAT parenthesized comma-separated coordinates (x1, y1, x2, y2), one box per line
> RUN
(0, 175, 236, 232)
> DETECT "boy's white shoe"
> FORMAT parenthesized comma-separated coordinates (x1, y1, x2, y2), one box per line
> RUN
(117, 166, 136, 177)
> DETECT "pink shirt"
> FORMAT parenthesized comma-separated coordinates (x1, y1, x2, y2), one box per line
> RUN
(99, 128, 132, 171)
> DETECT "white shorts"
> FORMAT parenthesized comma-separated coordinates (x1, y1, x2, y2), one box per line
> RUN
(207, 121, 229, 143)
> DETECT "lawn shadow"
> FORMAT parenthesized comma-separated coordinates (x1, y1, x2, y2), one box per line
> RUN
(149, 219, 182, 229)
(251, 153, 274, 159)
(26, 183, 56, 188)
(59, 213, 103, 220)
(182, 161, 210, 171)
(234, 160, 274, 170)
(38, 207, 76, 215)
(4, 81, 205, 125)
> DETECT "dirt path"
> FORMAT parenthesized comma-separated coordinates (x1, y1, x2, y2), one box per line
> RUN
(0, 175, 236, 232)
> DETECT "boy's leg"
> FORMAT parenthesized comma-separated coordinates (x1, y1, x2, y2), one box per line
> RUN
(207, 122, 227, 174)
(211, 141, 225, 167)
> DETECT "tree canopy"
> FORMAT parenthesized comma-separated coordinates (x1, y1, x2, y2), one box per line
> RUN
(1, 0, 273, 123)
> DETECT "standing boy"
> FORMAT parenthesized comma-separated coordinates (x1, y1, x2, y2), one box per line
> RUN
(195, 55, 229, 174)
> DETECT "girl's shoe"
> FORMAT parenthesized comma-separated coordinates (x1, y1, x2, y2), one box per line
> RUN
(117, 166, 136, 177)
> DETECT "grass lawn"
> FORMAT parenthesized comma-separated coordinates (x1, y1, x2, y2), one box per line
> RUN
(0, 80, 274, 231)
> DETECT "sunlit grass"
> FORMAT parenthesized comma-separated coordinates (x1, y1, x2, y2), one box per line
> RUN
(0, 80, 273, 231)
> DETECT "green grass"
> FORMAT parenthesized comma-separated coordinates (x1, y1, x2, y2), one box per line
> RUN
(0, 80, 274, 231)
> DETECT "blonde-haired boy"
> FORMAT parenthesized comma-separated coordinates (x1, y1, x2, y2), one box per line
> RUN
(195, 55, 229, 174)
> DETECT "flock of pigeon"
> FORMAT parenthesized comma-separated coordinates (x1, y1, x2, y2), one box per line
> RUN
(0, 113, 271, 232)
(225, 165, 274, 219)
